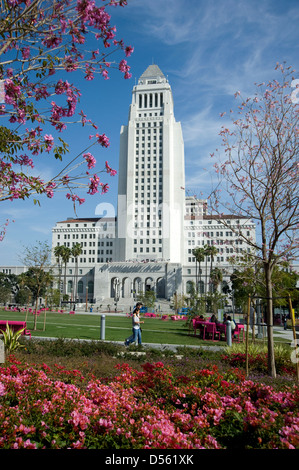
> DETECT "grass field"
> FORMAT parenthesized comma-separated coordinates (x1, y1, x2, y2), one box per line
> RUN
(0, 309, 211, 347)
(0, 309, 291, 348)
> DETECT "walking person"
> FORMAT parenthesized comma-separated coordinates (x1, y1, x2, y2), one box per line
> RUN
(125, 302, 144, 346)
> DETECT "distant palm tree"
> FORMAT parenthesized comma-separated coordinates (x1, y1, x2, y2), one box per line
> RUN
(203, 244, 209, 296)
(192, 247, 205, 294)
(210, 267, 223, 293)
(205, 245, 218, 292)
(54, 245, 65, 305)
(71, 243, 82, 302)
(60, 246, 72, 297)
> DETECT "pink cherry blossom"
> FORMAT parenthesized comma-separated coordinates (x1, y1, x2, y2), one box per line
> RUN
(83, 152, 96, 169)
(96, 133, 110, 147)
(44, 134, 54, 152)
(0, 0, 133, 217)
(105, 160, 117, 175)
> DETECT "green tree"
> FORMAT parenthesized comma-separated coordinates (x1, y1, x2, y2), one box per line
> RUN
(0, 285, 11, 304)
(20, 267, 53, 329)
(15, 288, 31, 306)
(19, 241, 52, 329)
(231, 258, 299, 313)
(46, 288, 61, 309)
(71, 243, 82, 303)
(206, 245, 218, 292)
(184, 281, 206, 330)
(0, 272, 19, 299)
(54, 245, 65, 305)
(210, 267, 223, 293)
(206, 291, 227, 315)
(60, 246, 72, 297)
(137, 290, 156, 311)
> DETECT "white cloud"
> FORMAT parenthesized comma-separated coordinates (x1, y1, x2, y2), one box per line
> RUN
(182, 107, 222, 148)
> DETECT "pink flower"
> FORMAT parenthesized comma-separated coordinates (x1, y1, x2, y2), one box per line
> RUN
(35, 85, 50, 101)
(55, 79, 70, 95)
(21, 47, 30, 59)
(102, 69, 109, 80)
(0, 382, 6, 396)
(45, 181, 56, 198)
(88, 174, 100, 195)
(13, 154, 34, 168)
(100, 182, 109, 193)
(124, 45, 134, 57)
(105, 160, 117, 176)
(119, 59, 131, 77)
(44, 134, 54, 152)
(6, 68, 13, 78)
(83, 152, 96, 169)
(66, 193, 85, 204)
(96, 133, 110, 147)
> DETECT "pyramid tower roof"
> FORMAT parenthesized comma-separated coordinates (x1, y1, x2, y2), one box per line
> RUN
(139, 64, 165, 80)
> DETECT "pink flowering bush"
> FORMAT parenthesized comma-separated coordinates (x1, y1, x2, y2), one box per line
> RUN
(0, 357, 298, 449)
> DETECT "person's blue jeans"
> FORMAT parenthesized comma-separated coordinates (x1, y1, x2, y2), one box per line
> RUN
(126, 327, 142, 345)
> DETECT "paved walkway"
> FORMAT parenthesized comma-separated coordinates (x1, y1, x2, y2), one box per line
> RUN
(123, 326, 298, 352)
(273, 325, 298, 342)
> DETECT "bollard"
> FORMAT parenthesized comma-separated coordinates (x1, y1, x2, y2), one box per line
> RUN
(100, 314, 105, 340)
(226, 321, 232, 347)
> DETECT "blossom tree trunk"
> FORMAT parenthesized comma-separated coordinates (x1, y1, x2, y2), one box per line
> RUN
(264, 262, 276, 377)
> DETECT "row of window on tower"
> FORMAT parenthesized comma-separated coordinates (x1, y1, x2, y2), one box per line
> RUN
(138, 92, 163, 109)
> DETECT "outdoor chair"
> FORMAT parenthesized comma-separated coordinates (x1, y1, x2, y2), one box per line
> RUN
(218, 323, 227, 340)
(232, 324, 244, 342)
(192, 318, 203, 336)
(203, 322, 220, 341)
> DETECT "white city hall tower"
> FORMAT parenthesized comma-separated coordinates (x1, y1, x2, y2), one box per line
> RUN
(2, 63, 257, 306)
(117, 64, 185, 263)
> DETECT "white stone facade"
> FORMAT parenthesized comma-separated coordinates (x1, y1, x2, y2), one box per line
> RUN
(1, 65, 258, 308)
(117, 64, 185, 264)
(48, 65, 256, 305)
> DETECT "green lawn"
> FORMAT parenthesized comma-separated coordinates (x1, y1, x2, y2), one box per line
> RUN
(1, 309, 291, 348)
(0, 310, 215, 347)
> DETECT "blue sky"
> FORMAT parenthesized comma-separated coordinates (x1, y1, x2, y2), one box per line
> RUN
(1, 0, 298, 265)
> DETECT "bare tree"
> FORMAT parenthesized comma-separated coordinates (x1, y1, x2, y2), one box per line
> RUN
(19, 241, 52, 329)
(210, 63, 299, 377)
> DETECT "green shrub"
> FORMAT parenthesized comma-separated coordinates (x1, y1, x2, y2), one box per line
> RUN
(21, 337, 121, 358)
(1, 324, 25, 354)
(221, 343, 296, 376)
